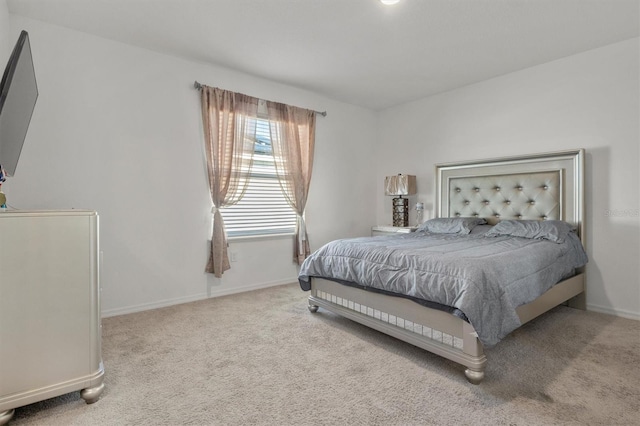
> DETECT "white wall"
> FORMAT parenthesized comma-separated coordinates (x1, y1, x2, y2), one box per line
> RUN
(4, 11, 638, 321)
(5, 15, 377, 316)
(0, 1, 8, 62)
(376, 38, 640, 319)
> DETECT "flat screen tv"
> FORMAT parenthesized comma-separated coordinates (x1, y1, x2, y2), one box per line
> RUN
(0, 30, 38, 180)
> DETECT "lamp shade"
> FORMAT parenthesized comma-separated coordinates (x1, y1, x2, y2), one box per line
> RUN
(384, 174, 416, 196)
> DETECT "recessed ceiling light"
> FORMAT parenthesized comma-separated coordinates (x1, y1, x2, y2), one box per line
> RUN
(380, 0, 400, 5)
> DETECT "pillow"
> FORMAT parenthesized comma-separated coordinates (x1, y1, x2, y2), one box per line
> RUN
(484, 219, 575, 243)
(417, 217, 487, 234)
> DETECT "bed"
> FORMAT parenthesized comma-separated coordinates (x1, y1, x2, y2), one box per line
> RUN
(299, 149, 586, 384)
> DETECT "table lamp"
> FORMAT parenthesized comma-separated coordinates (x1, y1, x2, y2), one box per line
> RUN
(384, 174, 416, 227)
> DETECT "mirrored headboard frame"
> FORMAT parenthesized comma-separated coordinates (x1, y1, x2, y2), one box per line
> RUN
(435, 149, 585, 243)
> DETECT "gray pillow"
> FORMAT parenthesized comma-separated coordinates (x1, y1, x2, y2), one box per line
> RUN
(485, 219, 575, 243)
(417, 217, 487, 234)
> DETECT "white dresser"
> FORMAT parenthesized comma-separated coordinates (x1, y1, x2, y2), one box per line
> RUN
(0, 210, 104, 425)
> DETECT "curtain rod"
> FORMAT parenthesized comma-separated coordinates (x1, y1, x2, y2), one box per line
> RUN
(193, 81, 327, 117)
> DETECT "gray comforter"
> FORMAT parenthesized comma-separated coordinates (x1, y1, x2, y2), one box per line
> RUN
(298, 230, 588, 347)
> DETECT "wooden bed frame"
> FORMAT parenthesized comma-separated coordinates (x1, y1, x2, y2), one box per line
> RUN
(307, 149, 585, 384)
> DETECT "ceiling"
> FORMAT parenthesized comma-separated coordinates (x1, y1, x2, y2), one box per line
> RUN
(7, 0, 640, 110)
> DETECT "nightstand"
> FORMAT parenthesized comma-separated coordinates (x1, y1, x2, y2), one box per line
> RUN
(371, 226, 417, 236)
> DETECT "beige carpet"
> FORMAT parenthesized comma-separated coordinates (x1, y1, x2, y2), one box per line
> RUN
(9, 283, 640, 425)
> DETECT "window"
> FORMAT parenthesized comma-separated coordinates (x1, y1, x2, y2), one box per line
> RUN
(220, 117, 297, 237)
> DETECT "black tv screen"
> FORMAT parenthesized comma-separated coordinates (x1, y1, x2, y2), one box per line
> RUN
(0, 30, 38, 177)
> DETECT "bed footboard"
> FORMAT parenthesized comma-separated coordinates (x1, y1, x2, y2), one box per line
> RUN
(308, 273, 584, 384)
(308, 278, 487, 384)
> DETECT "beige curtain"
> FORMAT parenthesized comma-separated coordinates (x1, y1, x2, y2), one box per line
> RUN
(201, 86, 258, 277)
(266, 101, 316, 265)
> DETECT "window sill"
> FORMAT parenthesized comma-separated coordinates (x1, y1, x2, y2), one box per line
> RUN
(227, 232, 295, 242)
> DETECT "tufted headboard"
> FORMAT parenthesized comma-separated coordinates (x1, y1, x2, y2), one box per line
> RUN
(435, 149, 585, 242)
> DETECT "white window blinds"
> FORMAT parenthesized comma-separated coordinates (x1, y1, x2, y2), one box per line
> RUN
(220, 117, 297, 237)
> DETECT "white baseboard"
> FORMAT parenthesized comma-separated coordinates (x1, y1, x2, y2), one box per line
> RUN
(587, 303, 640, 321)
(102, 293, 209, 318)
(101, 278, 298, 318)
(102, 284, 639, 322)
(206, 278, 298, 299)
